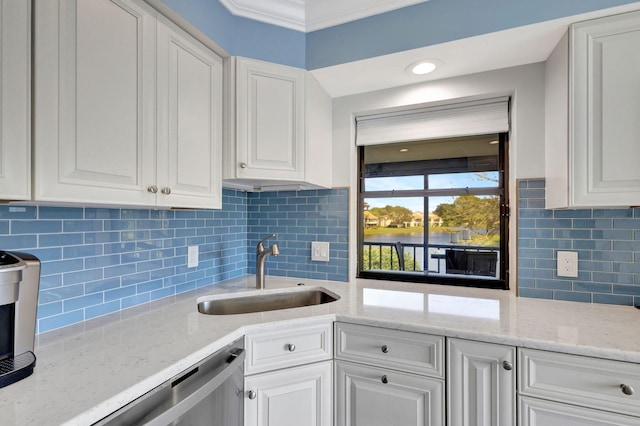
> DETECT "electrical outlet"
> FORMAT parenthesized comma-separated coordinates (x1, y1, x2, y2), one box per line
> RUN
(187, 245, 199, 268)
(557, 251, 578, 277)
(311, 241, 330, 262)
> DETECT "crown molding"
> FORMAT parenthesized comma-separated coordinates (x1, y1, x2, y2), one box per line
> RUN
(219, 0, 428, 32)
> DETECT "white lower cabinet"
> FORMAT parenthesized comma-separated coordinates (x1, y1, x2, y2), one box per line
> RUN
(242, 320, 640, 426)
(335, 360, 444, 426)
(244, 320, 333, 426)
(334, 322, 445, 426)
(447, 338, 516, 426)
(518, 348, 640, 425)
(245, 361, 332, 426)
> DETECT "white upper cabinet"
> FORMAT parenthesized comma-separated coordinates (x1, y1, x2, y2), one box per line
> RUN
(224, 57, 332, 191)
(0, 1, 31, 200)
(546, 10, 640, 208)
(34, 0, 222, 208)
(156, 16, 222, 209)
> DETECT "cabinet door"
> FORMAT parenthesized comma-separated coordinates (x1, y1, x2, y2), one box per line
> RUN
(519, 396, 640, 426)
(447, 338, 515, 426)
(245, 361, 332, 426)
(34, 0, 156, 205)
(0, 0, 30, 200)
(236, 57, 305, 181)
(156, 16, 222, 208)
(571, 11, 640, 206)
(335, 360, 444, 426)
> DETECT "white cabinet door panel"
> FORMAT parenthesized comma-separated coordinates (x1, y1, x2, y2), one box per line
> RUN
(244, 361, 332, 426)
(35, 0, 156, 205)
(336, 360, 444, 426)
(447, 338, 516, 426)
(0, 0, 30, 200)
(236, 58, 305, 181)
(570, 11, 640, 207)
(157, 16, 222, 208)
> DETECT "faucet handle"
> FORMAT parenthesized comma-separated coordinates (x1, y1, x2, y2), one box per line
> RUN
(257, 234, 276, 253)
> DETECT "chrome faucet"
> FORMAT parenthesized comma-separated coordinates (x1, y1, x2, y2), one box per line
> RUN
(256, 234, 280, 289)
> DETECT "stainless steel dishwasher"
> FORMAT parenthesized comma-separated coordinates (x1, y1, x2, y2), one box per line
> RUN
(94, 338, 244, 426)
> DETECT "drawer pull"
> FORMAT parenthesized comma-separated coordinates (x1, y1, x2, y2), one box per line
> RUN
(287, 343, 296, 352)
(381, 344, 390, 354)
(621, 384, 635, 396)
(248, 390, 257, 400)
(502, 361, 513, 371)
(381, 375, 388, 384)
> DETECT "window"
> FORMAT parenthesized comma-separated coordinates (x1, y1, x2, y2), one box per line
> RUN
(358, 133, 509, 289)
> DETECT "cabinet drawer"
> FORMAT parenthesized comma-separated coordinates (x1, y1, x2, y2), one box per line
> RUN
(519, 348, 640, 417)
(245, 319, 332, 375)
(519, 396, 640, 426)
(335, 322, 444, 378)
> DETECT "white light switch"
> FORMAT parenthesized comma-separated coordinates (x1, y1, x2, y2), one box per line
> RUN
(187, 245, 199, 268)
(311, 241, 330, 262)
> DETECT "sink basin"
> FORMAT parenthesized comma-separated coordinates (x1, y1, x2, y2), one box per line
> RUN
(197, 286, 340, 315)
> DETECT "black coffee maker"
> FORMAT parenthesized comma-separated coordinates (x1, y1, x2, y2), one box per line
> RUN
(0, 251, 40, 388)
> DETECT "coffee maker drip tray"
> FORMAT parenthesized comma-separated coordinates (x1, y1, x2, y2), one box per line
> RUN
(0, 351, 36, 388)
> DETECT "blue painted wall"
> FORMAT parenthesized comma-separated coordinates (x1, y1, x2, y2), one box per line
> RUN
(306, 0, 640, 69)
(163, 0, 640, 70)
(161, 0, 306, 68)
(518, 179, 640, 306)
(1, 189, 348, 334)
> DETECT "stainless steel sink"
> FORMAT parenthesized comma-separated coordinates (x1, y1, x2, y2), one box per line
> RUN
(197, 287, 340, 315)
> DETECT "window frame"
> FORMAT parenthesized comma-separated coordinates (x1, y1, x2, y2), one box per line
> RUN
(357, 133, 509, 290)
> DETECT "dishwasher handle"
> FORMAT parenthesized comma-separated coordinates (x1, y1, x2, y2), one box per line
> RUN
(142, 348, 245, 426)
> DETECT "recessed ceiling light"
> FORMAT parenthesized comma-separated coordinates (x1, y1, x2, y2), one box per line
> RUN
(399, 148, 409, 152)
(489, 140, 499, 145)
(407, 59, 440, 76)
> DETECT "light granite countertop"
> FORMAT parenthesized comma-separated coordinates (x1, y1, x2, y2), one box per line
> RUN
(2, 276, 640, 425)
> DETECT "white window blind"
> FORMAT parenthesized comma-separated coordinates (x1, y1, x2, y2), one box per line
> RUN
(355, 97, 509, 146)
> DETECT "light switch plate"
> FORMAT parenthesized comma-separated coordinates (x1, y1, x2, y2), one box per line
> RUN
(311, 241, 330, 262)
(557, 251, 578, 277)
(187, 245, 199, 268)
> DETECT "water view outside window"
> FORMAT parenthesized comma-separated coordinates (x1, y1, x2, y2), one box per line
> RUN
(358, 134, 508, 289)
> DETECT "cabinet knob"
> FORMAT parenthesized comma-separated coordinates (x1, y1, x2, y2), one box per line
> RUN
(247, 390, 257, 400)
(287, 343, 296, 352)
(381, 344, 390, 354)
(381, 375, 388, 384)
(161, 187, 172, 195)
(240, 162, 247, 169)
(621, 384, 635, 396)
(502, 361, 513, 371)
(147, 185, 158, 194)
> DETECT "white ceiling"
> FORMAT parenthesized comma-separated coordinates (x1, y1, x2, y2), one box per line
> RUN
(218, 0, 428, 32)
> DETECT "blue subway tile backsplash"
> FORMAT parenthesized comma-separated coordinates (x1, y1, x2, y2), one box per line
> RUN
(1, 188, 349, 334)
(518, 179, 640, 306)
(247, 188, 350, 282)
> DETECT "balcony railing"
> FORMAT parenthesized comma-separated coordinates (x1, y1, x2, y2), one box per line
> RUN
(362, 241, 500, 279)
